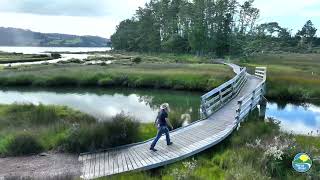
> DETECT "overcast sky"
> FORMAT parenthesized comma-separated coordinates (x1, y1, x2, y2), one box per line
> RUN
(0, 0, 319, 38)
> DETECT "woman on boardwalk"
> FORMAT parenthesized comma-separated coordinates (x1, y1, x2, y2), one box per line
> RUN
(150, 103, 173, 151)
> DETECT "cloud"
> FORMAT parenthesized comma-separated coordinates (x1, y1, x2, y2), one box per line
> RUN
(0, 0, 148, 17)
(0, 0, 149, 38)
(0, 12, 118, 38)
(251, 0, 320, 18)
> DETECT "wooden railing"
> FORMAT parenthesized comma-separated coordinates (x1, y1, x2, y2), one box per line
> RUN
(200, 67, 247, 119)
(235, 67, 267, 122)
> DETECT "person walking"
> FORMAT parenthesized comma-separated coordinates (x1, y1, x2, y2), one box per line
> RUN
(150, 103, 173, 151)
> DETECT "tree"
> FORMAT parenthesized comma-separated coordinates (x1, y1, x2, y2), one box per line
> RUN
(296, 20, 317, 48)
(111, 19, 139, 51)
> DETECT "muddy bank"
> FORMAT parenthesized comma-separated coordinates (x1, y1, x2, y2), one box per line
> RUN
(0, 153, 81, 179)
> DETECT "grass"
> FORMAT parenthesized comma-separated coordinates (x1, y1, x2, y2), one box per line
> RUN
(109, 51, 213, 64)
(0, 63, 233, 91)
(0, 103, 188, 156)
(0, 52, 53, 64)
(99, 110, 320, 180)
(239, 53, 320, 102)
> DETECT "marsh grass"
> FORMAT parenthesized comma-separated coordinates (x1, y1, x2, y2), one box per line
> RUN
(0, 104, 147, 156)
(240, 53, 320, 101)
(109, 51, 213, 64)
(0, 52, 53, 64)
(0, 103, 187, 156)
(0, 63, 233, 91)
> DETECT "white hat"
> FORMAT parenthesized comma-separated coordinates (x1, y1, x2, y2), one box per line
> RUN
(160, 103, 170, 111)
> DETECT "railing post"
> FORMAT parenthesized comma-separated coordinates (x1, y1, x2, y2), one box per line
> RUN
(200, 99, 207, 119)
(219, 90, 223, 105)
(250, 90, 255, 111)
(236, 100, 242, 123)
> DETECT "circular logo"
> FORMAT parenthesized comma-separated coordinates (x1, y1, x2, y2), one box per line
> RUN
(292, 153, 312, 173)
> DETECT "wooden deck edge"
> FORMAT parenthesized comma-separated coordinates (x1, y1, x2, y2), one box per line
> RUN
(83, 123, 238, 179)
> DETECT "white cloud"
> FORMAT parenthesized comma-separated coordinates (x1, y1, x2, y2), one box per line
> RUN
(251, 0, 320, 18)
(0, 12, 119, 38)
(0, 0, 149, 38)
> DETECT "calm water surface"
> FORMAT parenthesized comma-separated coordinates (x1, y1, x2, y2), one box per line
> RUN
(0, 88, 319, 135)
(0, 46, 112, 66)
(0, 88, 201, 123)
(0, 46, 111, 54)
(266, 102, 320, 136)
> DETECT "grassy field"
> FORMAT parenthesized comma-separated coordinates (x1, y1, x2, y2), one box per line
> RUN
(100, 110, 320, 180)
(239, 53, 320, 102)
(0, 52, 53, 64)
(0, 63, 233, 91)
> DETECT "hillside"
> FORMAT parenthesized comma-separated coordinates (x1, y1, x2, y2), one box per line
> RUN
(0, 27, 111, 47)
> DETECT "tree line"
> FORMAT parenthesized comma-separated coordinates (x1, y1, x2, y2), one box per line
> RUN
(111, 0, 319, 57)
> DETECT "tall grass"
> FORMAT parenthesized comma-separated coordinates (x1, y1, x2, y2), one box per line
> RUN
(0, 104, 187, 156)
(240, 53, 320, 102)
(0, 104, 146, 156)
(0, 63, 233, 91)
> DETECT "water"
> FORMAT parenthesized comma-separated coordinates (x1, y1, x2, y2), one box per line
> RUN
(0, 46, 111, 54)
(0, 87, 319, 135)
(266, 102, 320, 136)
(0, 88, 201, 123)
(0, 46, 112, 66)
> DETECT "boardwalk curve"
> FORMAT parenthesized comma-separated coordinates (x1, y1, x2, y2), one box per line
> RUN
(79, 63, 267, 179)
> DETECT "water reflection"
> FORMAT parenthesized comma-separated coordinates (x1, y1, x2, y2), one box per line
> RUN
(266, 102, 320, 136)
(0, 88, 201, 123)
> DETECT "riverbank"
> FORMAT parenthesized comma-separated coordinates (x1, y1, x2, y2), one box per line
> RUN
(101, 110, 320, 180)
(239, 53, 320, 102)
(0, 63, 233, 91)
(0, 52, 53, 64)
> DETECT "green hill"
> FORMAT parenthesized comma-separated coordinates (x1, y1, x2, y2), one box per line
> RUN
(0, 27, 111, 47)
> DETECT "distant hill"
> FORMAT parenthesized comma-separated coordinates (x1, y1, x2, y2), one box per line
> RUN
(0, 27, 111, 47)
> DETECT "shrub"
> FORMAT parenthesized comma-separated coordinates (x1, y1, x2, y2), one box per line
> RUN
(61, 113, 140, 153)
(98, 77, 115, 86)
(7, 133, 43, 156)
(132, 57, 142, 64)
(68, 58, 82, 63)
(51, 53, 62, 59)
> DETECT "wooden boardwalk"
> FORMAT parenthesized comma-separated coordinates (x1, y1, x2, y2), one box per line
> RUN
(78, 64, 267, 179)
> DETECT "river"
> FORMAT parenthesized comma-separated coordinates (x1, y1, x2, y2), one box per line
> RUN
(0, 46, 112, 66)
(0, 88, 319, 136)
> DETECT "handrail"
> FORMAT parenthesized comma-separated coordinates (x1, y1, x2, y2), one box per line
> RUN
(200, 66, 247, 119)
(235, 67, 267, 122)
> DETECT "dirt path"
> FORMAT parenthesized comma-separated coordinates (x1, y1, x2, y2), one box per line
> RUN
(0, 153, 81, 179)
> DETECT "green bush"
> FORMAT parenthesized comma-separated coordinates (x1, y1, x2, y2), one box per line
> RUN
(7, 133, 43, 156)
(132, 57, 142, 64)
(98, 77, 115, 86)
(61, 113, 140, 153)
(51, 53, 62, 59)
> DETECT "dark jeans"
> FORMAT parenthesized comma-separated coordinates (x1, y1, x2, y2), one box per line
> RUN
(150, 125, 171, 149)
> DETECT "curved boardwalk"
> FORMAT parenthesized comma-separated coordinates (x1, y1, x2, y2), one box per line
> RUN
(79, 63, 267, 179)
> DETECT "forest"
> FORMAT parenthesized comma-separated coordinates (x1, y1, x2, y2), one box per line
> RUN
(111, 0, 319, 57)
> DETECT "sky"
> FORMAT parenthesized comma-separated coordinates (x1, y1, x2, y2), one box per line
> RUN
(0, 0, 319, 38)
